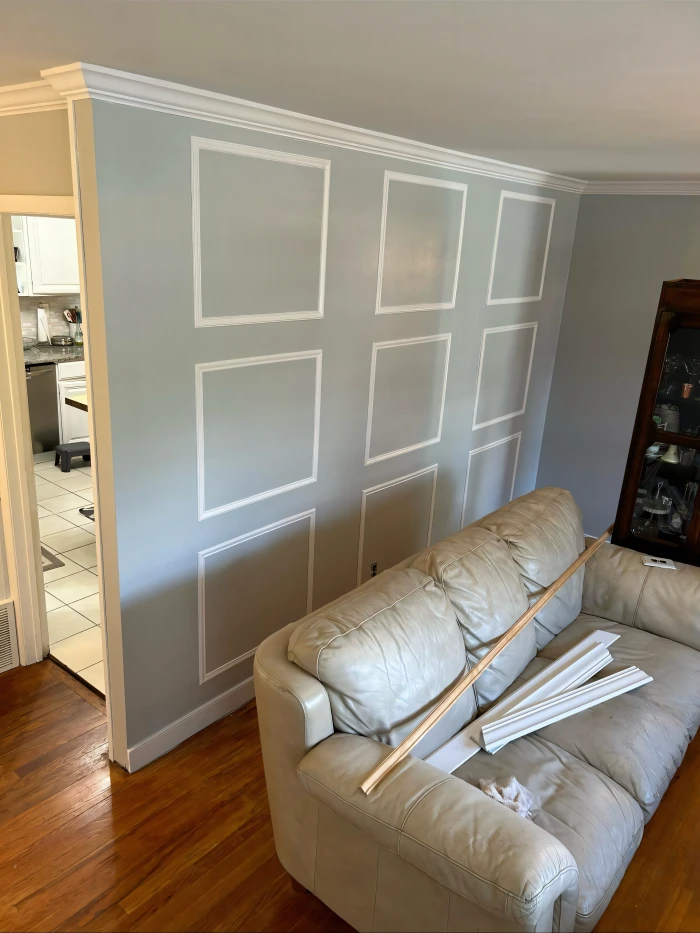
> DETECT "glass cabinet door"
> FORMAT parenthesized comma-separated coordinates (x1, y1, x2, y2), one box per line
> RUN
(632, 442, 700, 547)
(653, 325, 700, 439)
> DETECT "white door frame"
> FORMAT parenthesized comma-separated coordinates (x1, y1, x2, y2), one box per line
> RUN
(0, 192, 126, 768)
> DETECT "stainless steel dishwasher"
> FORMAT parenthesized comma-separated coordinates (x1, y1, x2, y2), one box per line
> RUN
(26, 364, 59, 454)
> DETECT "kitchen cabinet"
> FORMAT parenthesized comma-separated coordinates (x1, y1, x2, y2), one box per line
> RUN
(613, 279, 700, 566)
(12, 216, 80, 296)
(57, 377, 89, 445)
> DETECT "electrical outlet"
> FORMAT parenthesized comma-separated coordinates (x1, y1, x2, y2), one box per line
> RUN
(370, 562, 378, 577)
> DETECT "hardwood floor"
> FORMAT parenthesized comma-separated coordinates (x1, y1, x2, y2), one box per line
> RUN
(0, 658, 697, 933)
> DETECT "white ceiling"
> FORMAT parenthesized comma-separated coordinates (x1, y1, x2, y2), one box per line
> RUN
(2, 0, 700, 181)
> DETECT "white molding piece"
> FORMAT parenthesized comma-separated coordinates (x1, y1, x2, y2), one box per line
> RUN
(375, 171, 468, 315)
(487, 191, 556, 306)
(0, 80, 65, 116)
(191, 136, 330, 327)
(461, 432, 521, 528)
(584, 180, 700, 195)
(198, 509, 315, 684)
(356, 464, 438, 585)
(365, 333, 451, 465)
(196, 349, 322, 520)
(39, 63, 585, 194)
(0, 195, 74, 217)
(126, 674, 255, 772)
(472, 322, 537, 431)
(426, 630, 619, 772)
(480, 665, 652, 752)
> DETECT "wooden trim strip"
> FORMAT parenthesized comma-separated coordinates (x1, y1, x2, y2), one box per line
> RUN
(360, 523, 614, 794)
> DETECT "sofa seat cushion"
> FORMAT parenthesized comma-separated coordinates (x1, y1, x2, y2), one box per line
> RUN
(412, 526, 535, 711)
(475, 487, 586, 650)
(454, 734, 643, 930)
(288, 568, 476, 757)
(524, 614, 696, 819)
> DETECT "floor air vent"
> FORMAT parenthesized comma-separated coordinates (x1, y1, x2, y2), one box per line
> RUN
(0, 599, 19, 673)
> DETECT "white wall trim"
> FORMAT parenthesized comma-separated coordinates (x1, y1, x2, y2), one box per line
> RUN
(365, 333, 451, 466)
(480, 665, 652, 752)
(426, 630, 619, 772)
(191, 136, 330, 327)
(461, 431, 521, 528)
(375, 171, 468, 315)
(0, 80, 65, 116)
(486, 191, 556, 306)
(583, 180, 700, 195)
(126, 674, 255, 772)
(39, 63, 586, 194)
(357, 465, 438, 586)
(196, 349, 322, 520)
(472, 322, 538, 431)
(198, 508, 315, 684)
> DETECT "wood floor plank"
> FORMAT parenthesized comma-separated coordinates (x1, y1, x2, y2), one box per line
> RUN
(7, 658, 699, 933)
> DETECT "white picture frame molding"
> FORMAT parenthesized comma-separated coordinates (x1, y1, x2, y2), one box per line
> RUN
(472, 322, 537, 431)
(196, 349, 322, 520)
(198, 508, 315, 684)
(356, 464, 438, 586)
(375, 171, 468, 315)
(191, 136, 330, 327)
(461, 431, 521, 528)
(486, 190, 555, 306)
(365, 333, 451, 465)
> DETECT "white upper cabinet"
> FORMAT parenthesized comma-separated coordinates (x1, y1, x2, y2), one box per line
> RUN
(20, 217, 80, 295)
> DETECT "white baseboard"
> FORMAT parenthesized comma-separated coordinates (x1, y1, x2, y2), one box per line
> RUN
(126, 675, 255, 772)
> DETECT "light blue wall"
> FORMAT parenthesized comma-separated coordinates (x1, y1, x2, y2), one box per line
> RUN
(89, 99, 579, 746)
(538, 195, 700, 534)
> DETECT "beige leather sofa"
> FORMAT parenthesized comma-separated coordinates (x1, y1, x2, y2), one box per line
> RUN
(255, 487, 700, 932)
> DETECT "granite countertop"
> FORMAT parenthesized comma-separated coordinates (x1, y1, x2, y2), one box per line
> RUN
(24, 345, 85, 366)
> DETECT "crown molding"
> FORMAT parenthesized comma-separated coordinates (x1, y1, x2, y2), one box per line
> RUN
(40, 62, 586, 194)
(0, 79, 65, 116)
(584, 180, 700, 195)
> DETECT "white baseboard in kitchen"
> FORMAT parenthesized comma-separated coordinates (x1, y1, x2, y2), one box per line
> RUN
(126, 675, 255, 772)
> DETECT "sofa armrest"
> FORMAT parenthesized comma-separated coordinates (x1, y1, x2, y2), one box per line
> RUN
(583, 543, 700, 651)
(298, 734, 579, 930)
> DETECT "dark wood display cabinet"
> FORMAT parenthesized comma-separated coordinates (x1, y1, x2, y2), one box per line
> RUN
(613, 280, 700, 566)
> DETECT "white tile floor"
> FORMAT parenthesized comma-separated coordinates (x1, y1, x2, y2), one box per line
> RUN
(34, 453, 104, 695)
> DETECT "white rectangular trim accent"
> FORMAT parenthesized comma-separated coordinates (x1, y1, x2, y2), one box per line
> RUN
(461, 431, 521, 528)
(480, 665, 653, 752)
(365, 333, 451, 465)
(126, 674, 255, 772)
(356, 464, 438, 586)
(191, 136, 330, 327)
(39, 63, 586, 194)
(486, 191, 556, 306)
(198, 508, 315, 684)
(472, 322, 537, 431)
(425, 630, 619, 772)
(196, 349, 322, 520)
(375, 171, 468, 315)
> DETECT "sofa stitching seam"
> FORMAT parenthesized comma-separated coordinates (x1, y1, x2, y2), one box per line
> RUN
(398, 779, 452, 836)
(420, 534, 502, 585)
(631, 568, 652, 628)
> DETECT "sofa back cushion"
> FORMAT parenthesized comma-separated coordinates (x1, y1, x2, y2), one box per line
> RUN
(475, 487, 585, 650)
(288, 568, 475, 756)
(412, 527, 534, 710)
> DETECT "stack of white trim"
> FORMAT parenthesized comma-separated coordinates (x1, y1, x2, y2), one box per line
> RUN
(426, 630, 652, 773)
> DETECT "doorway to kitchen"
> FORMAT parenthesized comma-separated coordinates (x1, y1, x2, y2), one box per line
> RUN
(12, 213, 103, 694)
